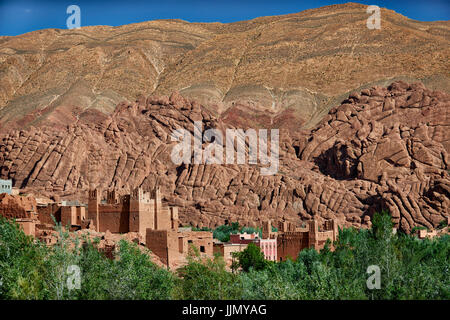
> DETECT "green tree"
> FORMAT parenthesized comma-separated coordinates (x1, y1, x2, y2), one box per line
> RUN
(174, 251, 242, 299)
(0, 217, 48, 299)
(237, 243, 267, 272)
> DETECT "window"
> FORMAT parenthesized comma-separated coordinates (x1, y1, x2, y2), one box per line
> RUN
(200, 246, 205, 253)
(188, 240, 193, 244)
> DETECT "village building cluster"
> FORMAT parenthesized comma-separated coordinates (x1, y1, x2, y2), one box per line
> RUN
(0, 178, 372, 269)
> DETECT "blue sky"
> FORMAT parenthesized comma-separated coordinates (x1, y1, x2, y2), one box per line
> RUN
(0, 0, 449, 36)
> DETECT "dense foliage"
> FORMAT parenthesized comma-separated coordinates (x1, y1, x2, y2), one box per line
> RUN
(174, 249, 242, 300)
(212, 222, 263, 242)
(234, 243, 268, 272)
(0, 217, 174, 299)
(0, 212, 448, 300)
(190, 222, 277, 242)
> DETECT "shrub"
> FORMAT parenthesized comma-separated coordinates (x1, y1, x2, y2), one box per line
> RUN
(236, 243, 267, 272)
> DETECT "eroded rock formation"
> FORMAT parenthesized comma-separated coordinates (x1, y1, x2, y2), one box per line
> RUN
(1, 3, 449, 132)
(0, 82, 448, 233)
(296, 81, 449, 232)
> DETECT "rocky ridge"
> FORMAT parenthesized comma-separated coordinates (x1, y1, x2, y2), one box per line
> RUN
(0, 3, 449, 133)
(0, 81, 448, 233)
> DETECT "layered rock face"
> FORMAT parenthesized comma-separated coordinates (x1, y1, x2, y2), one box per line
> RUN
(296, 81, 449, 232)
(0, 81, 448, 233)
(0, 3, 449, 133)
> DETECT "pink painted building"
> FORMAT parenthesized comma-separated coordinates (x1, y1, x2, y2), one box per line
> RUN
(228, 232, 277, 261)
(258, 238, 277, 261)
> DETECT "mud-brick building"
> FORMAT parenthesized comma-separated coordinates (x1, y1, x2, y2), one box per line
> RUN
(38, 202, 86, 228)
(229, 232, 277, 261)
(146, 229, 213, 268)
(88, 187, 213, 267)
(213, 241, 248, 267)
(87, 187, 179, 239)
(262, 219, 338, 262)
(214, 232, 277, 266)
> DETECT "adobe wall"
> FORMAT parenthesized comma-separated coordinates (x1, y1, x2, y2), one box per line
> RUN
(170, 207, 178, 231)
(146, 229, 180, 266)
(277, 231, 310, 261)
(38, 204, 86, 227)
(146, 229, 214, 267)
(276, 219, 338, 260)
(88, 190, 100, 229)
(134, 201, 156, 238)
(87, 189, 131, 233)
(61, 207, 76, 227)
(88, 187, 180, 237)
(262, 220, 275, 239)
(16, 219, 36, 236)
(97, 203, 130, 233)
(316, 230, 335, 241)
(180, 231, 214, 256)
(37, 204, 58, 225)
(157, 207, 172, 231)
(76, 207, 86, 225)
(214, 243, 247, 266)
(314, 219, 338, 250)
(129, 194, 148, 234)
(146, 229, 167, 265)
(315, 239, 330, 250)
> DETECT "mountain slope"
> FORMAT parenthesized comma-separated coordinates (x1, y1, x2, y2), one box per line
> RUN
(1, 81, 448, 233)
(0, 3, 449, 132)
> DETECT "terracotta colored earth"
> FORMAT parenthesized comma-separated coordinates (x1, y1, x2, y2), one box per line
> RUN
(0, 4, 449, 233)
(0, 81, 448, 233)
(0, 3, 449, 133)
(0, 193, 37, 219)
